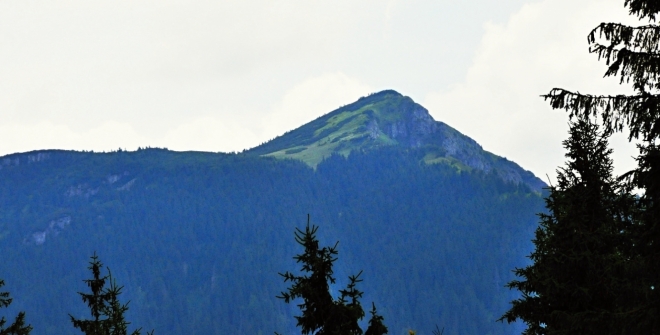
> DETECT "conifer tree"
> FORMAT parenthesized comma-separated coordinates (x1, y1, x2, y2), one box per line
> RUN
(364, 303, 388, 335)
(0, 280, 31, 335)
(500, 116, 634, 334)
(503, 0, 660, 332)
(70, 253, 152, 335)
(541, 0, 660, 332)
(277, 216, 387, 335)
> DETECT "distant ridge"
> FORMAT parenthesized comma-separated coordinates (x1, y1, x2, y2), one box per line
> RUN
(0, 91, 546, 334)
(247, 90, 546, 191)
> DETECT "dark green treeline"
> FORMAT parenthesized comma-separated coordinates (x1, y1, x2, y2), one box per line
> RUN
(0, 147, 543, 335)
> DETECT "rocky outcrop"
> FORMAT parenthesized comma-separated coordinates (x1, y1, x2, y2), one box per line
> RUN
(357, 92, 544, 191)
(65, 184, 99, 198)
(0, 152, 50, 170)
(374, 99, 439, 148)
(24, 216, 71, 245)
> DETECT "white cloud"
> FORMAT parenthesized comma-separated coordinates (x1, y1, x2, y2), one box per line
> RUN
(0, 0, 390, 156)
(161, 116, 261, 153)
(0, 121, 149, 154)
(0, 1, 362, 134)
(2, 0, 623, 164)
(424, 0, 641, 180)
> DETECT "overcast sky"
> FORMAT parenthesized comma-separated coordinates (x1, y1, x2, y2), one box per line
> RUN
(0, 0, 646, 181)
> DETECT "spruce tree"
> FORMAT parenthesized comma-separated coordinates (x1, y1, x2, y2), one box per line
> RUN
(0, 280, 31, 335)
(536, 0, 660, 332)
(364, 303, 388, 335)
(277, 216, 387, 335)
(503, 0, 660, 334)
(70, 253, 152, 335)
(500, 116, 634, 334)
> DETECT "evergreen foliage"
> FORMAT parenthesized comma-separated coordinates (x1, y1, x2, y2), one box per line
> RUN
(0, 147, 543, 334)
(278, 216, 387, 335)
(503, 0, 660, 333)
(70, 253, 152, 335)
(0, 280, 31, 335)
(364, 304, 388, 335)
(499, 117, 634, 334)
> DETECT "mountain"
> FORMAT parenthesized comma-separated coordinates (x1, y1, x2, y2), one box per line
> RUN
(247, 90, 545, 191)
(0, 91, 546, 335)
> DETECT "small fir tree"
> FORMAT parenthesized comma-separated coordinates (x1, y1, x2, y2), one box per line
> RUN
(70, 253, 152, 335)
(364, 303, 388, 335)
(0, 280, 31, 335)
(277, 215, 387, 335)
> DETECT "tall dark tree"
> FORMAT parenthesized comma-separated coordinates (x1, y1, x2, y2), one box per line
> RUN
(277, 216, 387, 335)
(70, 253, 152, 335)
(504, 0, 660, 333)
(500, 117, 634, 334)
(0, 280, 31, 335)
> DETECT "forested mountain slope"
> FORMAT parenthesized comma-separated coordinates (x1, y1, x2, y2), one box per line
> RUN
(0, 148, 543, 335)
(0, 91, 545, 335)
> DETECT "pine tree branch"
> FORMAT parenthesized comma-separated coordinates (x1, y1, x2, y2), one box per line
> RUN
(591, 44, 660, 90)
(542, 88, 660, 141)
(624, 0, 660, 21)
(590, 23, 660, 53)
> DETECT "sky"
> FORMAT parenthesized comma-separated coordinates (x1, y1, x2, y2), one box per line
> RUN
(0, 0, 646, 181)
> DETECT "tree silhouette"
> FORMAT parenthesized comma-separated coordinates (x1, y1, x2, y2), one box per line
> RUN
(0, 279, 31, 335)
(70, 253, 152, 335)
(500, 116, 635, 334)
(277, 215, 387, 335)
(503, 0, 660, 333)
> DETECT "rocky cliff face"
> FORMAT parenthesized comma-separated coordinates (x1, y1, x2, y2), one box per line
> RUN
(367, 98, 438, 148)
(0, 151, 50, 169)
(347, 92, 545, 191)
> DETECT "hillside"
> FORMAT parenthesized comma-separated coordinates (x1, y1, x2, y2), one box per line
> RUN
(0, 92, 547, 335)
(247, 90, 545, 192)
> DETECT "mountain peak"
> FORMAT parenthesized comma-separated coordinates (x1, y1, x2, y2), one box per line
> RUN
(355, 89, 403, 100)
(247, 90, 435, 157)
(247, 90, 545, 191)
